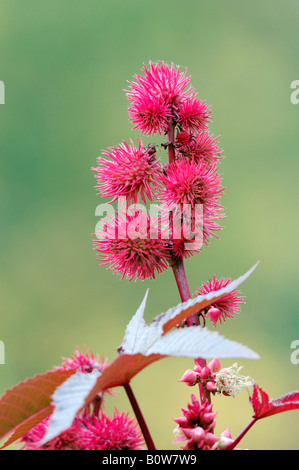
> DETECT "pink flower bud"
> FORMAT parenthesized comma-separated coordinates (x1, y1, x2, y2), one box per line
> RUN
(213, 436, 234, 450)
(179, 369, 198, 385)
(173, 417, 189, 427)
(201, 412, 218, 424)
(195, 358, 206, 369)
(205, 432, 220, 447)
(200, 366, 211, 380)
(183, 426, 205, 442)
(206, 307, 221, 327)
(206, 380, 216, 392)
(220, 428, 232, 439)
(207, 358, 221, 372)
(194, 364, 202, 373)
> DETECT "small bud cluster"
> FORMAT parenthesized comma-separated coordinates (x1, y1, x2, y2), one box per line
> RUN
(179, 358, 252, 397)
(173, 393, 238, 450)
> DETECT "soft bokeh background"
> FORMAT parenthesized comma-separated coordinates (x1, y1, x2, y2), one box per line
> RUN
(0, 0, 298, 450)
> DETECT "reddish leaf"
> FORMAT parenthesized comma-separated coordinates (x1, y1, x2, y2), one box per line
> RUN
(0, 407, 52, 449)
(43, 264, 260, 443)
(41, 353, 164, 443)
(250, 383, 299, 419)
(84, 353, 164, 403)
(0, 369, 74, 448)
(3, 263, 260, 447)
(121, 266, 259, 360)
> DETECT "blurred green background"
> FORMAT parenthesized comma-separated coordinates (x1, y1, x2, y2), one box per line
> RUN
(0, 0, 298, 450)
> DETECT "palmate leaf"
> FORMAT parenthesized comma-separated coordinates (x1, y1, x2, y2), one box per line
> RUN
(0, 369, 75, 449)
(121, 262, 259, 359)
(40, 370, 101, 443)
(41, 263, 259, 444)
(250, 383, 299, 419)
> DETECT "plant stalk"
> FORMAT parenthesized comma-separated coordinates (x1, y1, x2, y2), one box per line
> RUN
(167, 117, 210, 403)
(171, 258, 191, 303)
(226, 418, 257, 450)
(171, 259, 199, 326)
(167, 118, 176, 163)
(124, 382, 156, 450)
(171, 259, 211, 403)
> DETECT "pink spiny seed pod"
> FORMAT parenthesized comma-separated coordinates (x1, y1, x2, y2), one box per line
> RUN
(157, 158, 224, 248)
(94, 212, 170, 281)
(195, 276, 245, 327)
(169, 236, 203, 261)
(176, 131, 193, 150)
(162, 204, 205, 261)
(93, 139, 161, 204)
(60, 347, 107, 374)
(157, 157, 224, 209)
(128, 93, 171, 135)
(78, 410, 145, 450)
(21, 416, 83, 450)
(177, 97, 211, 133)
(126, 61, 195, 110)
(177, 130, 223, 166)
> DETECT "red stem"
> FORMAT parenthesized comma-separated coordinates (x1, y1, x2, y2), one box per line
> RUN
(167, 117, 210, 404)
(226, 418, 257, 450)
(167, 118, 176, 163)
(171, 259, 199, 326)
(171, 259, 210, 404)
(171, 259, 191, 303)
(124, 382, 156, 450)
